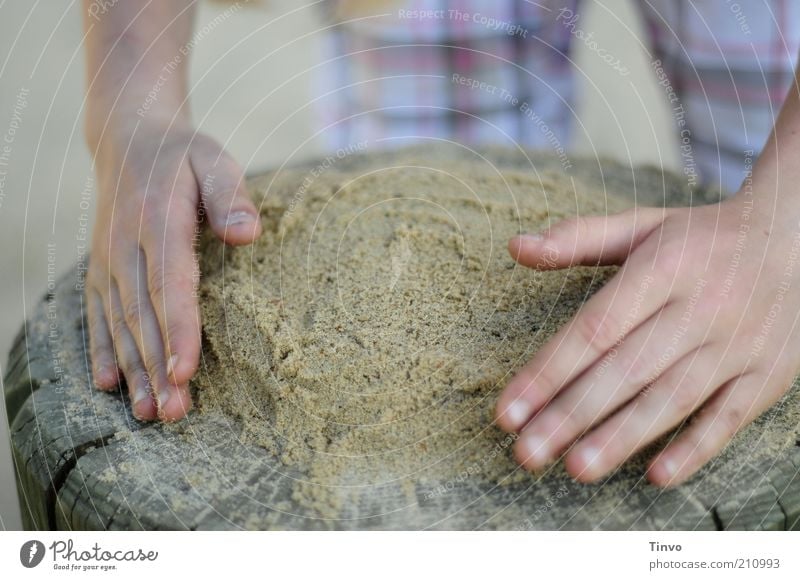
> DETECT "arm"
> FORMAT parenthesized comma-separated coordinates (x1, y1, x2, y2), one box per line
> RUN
(746, 64, 800, 223)
(83, 0, 262, 421)
(83, 0, 193, 146)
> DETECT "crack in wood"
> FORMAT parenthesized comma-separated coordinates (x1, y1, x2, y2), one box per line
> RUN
(46, 433, 117, 529)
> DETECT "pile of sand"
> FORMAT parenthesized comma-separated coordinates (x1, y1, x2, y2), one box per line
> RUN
(193, 153, 628, 515)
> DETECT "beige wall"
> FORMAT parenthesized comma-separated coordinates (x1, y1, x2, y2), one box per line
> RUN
(0, 0, 675, 530)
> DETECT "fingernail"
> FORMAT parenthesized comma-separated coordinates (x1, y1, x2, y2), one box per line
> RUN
(157, 387, 171, 415)
(132, 380, 151, 406)
(93, 364, 107, 387)
(167, 354, 179, 380)
(505, 400, 533, 429)
(132, 386, 148, 405)
(579, 446, 602, 475)
(521, 433, 550, 466)
(520, 233, 544, 242)
(226, 210, 256, 226)
(658, 456, 677, 481)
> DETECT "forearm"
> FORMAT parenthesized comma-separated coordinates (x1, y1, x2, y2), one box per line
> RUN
(82, 0, 196, 147)
(744, 59, 800, 225)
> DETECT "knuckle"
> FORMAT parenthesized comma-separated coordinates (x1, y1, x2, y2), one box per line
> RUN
(211, 147, 241, 175)
(655, 242, 685, 274)
(148, 263, 193, 303)
(165, 316, 196, 344)
(120, 355, 143, 377)
(146, 260, 170, 296)
(109, 310, 129, 340)
(127, 365, 151, 389)
(217, 157, 243, 186)
(670, 379, 699, 415)
(146, 260, 167, 296)
(143, 356, 167, 379)
(572, 216, 591, 238)
(684, 424, 715, 461)
(146, 203, 196, 244)
(538, 408, 574, 442)
(719, 404, 746, 437)
(122, 297, 144, 329)
(575, 310, 620, 351)
(553, 216, 581, 235)
(691, 293, 719, 324)
(545, 217, 578, 247)
(140, 198, 167, 229)
(138, 190, 182, 227)
(616, 349, 650, 386)
(197, 162, 242, 203)
(531, 367, 560, 400)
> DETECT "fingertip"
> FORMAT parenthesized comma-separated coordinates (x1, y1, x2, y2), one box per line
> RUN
(647, 456, 681, 487)
(508, 236, 524, 261)
(508, 234, 541, 261)
(130, 377, 158, 422)
(565, 445, 605, 483)
(513, 432, 552, 473)
(166, 351, 199, 386)
(497, 371, 546, 430)
(162, 315, 202, 385)
(220, 210, 262, 246)
(563, 451, 588, 481)
(495, 397, 533, 432)
(507, 233, 563, 270)
(512, 441, 536, 471)
(93, 364, 121, 391)
(157, 383, 193, 422)
(132, 396, 158, 422)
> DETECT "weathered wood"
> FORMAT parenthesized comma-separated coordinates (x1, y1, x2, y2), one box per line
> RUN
(6, 277, 144, 531)
(4, 146, 799, 530)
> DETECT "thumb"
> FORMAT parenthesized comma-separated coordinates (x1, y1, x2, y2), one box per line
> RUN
(189, 134, 262, 246)
(509, 207, 666, 270)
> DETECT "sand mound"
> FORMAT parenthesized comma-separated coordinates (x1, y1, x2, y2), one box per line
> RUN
(193, 152, 628, 515)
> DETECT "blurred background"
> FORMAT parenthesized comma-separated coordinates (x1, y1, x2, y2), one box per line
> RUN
(0, 0, 677, 530)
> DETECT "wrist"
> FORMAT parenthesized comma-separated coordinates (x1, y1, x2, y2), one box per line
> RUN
(84, 97, 191, 154)
(728, 177, 799, 242)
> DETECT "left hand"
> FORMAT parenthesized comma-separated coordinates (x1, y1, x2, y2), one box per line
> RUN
(495, 192, 800, 486)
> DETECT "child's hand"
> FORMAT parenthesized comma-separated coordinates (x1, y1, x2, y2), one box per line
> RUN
(86, 118, 262, 421)
(495, 194, 800, 486)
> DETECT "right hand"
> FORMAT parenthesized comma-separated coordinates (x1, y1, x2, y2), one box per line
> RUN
(86, 117, 262, 421)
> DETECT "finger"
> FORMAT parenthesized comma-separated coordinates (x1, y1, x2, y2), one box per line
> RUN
(115, 249, 193, 421)
(87, 287, 120, 390)
(513, 302, 703, 471)
(142, 189, 202, 386)
(106, 280, 157, 421)
(508, 207, 666, 270)
(189, 134, 262, 245)
(563, 346, 741, 482)
(496, 256, 668, 432)
(647, 373, 780, 487)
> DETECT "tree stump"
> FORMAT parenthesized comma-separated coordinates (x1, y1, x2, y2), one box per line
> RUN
(5, 146, 800, 530)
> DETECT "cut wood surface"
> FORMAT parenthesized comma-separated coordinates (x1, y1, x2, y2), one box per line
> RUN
(5, 146, 800, 530)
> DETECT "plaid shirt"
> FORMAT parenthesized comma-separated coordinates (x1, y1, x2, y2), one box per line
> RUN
(317, 0, 800, 193)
